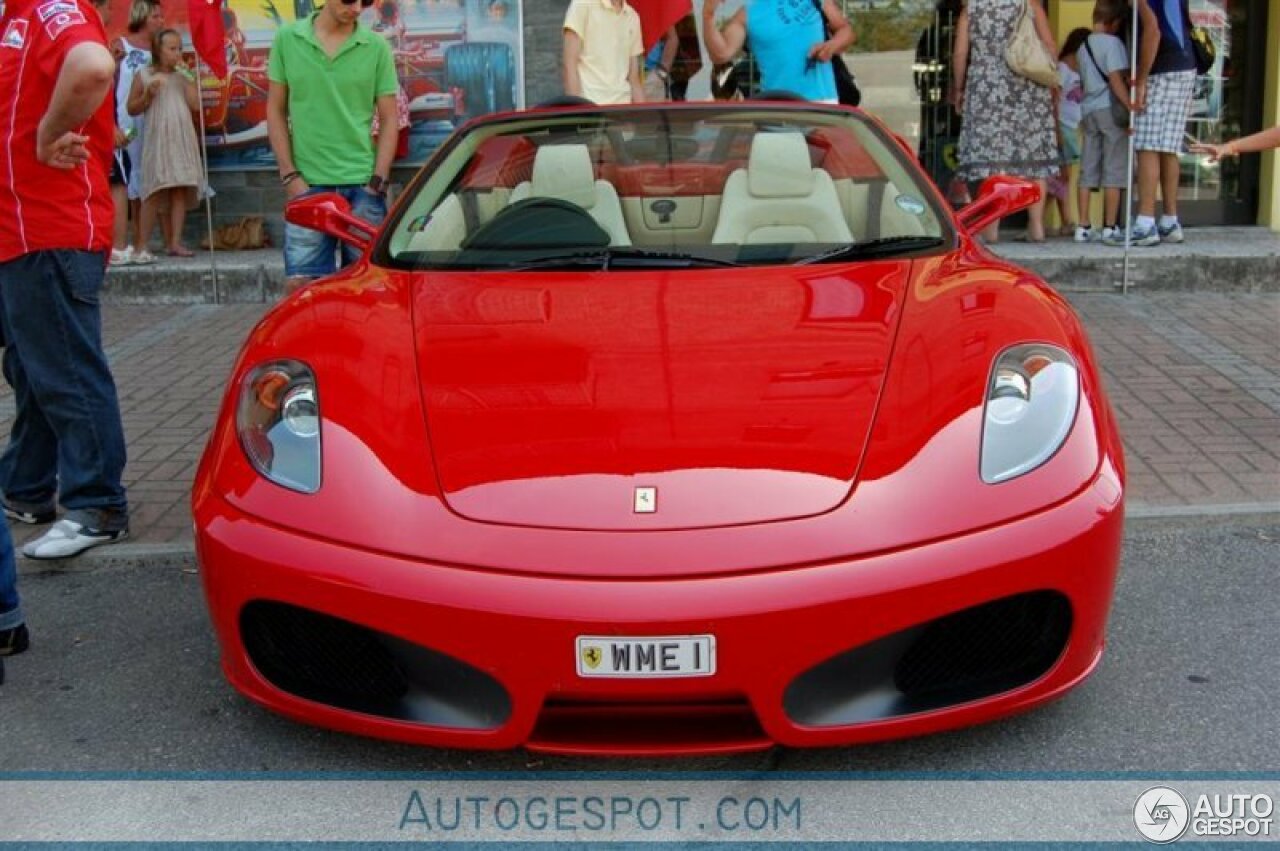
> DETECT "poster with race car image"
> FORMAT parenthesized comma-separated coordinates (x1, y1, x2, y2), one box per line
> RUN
(1188, 0, 1225, 123)
(109, 0, 524, 169)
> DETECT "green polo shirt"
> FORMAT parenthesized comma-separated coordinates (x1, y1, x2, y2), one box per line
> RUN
(268, 13, 399, 185)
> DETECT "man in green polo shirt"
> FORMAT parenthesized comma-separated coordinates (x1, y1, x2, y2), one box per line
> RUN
(267, 0, 400, 291)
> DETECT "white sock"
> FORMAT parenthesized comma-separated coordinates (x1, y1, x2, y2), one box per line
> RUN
(1135, 215, 1155, 230)
(1158, 215, 1179, 229)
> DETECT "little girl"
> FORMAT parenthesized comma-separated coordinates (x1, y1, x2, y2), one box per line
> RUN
(1050, 28, 1090, 237)
(127, 29, 203, 259)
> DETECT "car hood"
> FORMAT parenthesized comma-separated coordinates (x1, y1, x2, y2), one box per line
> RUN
(412, 264, 908, 530)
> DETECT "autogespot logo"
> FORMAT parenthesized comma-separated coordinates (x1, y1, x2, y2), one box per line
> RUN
(1135, 787, 1190, 844)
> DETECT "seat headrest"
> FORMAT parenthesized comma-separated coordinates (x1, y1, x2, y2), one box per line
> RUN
(747, 132, 816, 198)
(530, 144, 598, 209)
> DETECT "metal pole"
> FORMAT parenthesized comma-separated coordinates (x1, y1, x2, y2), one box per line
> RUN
(1121, 0, 1138, 295)
(193, 53, 221, 304)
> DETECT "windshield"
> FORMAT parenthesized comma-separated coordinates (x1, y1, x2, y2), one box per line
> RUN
(381, 104, 951, 270)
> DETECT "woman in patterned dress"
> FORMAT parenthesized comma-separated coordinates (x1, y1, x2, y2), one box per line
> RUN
(950, 0, 1060, 242)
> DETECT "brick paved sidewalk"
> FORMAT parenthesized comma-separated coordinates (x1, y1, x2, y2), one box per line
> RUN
(2, 292, 1277, 561)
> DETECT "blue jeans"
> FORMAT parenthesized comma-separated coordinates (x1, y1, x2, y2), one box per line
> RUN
(283, 185, 386, 278)
(0, 250, 129, 532)
(0, 519, 19, 630)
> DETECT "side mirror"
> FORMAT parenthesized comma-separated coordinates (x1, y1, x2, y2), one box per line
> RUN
(956, 176, 1040, 236)
(284, 192, 377, 251)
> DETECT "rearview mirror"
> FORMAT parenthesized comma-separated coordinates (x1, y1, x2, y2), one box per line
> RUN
(957, 176, 1040, 236)
(284, 192, 377, 251)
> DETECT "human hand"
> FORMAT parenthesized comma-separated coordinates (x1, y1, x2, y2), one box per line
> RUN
(36, 126, 91, 169)
(285, 176, 310, 200)
(808, 40, 836, 63)
(114, 126, 128, 148)
(148, 77, 166, 96)
(1189, 141, 1229, 162)
(1132, 79, 1147, 113)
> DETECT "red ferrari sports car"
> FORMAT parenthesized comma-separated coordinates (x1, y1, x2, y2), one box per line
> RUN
(194, 100, 1124, 756)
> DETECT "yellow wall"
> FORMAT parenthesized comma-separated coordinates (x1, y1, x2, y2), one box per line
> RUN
(1051, 0, 1280, 231)
(1263, 0, 1280, 230)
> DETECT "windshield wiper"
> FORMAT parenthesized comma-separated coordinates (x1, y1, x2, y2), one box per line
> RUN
(504, 248, 741, 271)
(797, 235, 948, 264)
(503, 251, 613, 271)
(602, 248, 741, 268)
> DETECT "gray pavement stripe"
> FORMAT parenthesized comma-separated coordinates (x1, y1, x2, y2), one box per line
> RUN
(1115, 294, 1280, 415)
(1126, 501, 1280, 519)
(0, 304, 219, 421)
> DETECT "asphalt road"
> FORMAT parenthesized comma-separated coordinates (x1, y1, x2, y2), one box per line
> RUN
(1, 514, 1276, 773)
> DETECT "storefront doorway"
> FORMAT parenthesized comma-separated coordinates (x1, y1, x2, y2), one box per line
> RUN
(851, 0, 1267, 225)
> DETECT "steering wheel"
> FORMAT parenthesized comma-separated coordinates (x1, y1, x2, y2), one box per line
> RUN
(461, 197, 610, 251)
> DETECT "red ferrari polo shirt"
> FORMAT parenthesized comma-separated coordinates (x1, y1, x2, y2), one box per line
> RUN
(0, 0, 114, 263)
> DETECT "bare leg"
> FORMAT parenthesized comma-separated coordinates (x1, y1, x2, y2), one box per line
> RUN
(1158, 151, 1180, 219)
(1025, 179, 1047, 241)
(111, 185, 129, 249)
(1102, 186, 1121, 227)
(129, 198, 143, 251)
(1077, 186, 1093, 229)
(1136, 149, 1160, 218)
(167, 188, 192, 256)
(138, 195, 160, 257)
(160, 199, 176, 250)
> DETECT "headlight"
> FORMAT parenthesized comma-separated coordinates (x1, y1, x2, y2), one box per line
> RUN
(236, 360, 321, 493)
(980, 344, 1079, 484)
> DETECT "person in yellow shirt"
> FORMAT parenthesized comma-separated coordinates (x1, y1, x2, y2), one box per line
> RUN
(562, 0, 645, 104)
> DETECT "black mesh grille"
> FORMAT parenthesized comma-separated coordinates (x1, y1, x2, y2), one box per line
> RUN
(241, 601, 408, 709)
(894, 591, 1072, 699)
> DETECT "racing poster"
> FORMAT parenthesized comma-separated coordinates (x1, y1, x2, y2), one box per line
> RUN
(109, 0, 524, 169)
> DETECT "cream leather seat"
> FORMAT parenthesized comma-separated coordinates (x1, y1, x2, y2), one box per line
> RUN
(711, 132, 854, 245)
(508, 144, 632, 246)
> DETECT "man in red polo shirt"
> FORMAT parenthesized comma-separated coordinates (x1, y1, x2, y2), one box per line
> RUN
(0, 0, 131, 562)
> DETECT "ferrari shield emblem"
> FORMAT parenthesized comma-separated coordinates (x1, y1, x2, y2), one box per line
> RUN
(582, 645, 602, 669)
(633, 486, 657, 513)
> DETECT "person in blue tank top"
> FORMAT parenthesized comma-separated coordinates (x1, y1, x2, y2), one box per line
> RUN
(702, 0, 853, 103)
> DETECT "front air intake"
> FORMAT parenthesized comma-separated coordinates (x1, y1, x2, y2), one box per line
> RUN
(785, 591, 1073, 727)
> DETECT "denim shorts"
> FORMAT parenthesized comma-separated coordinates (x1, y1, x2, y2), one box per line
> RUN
(284, 184, 387, 278)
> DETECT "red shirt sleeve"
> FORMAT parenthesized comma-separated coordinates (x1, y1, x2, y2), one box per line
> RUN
(31, 0, 107, 80)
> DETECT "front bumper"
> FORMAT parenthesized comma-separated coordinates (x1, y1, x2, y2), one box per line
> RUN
(196, 472, 1123, 755)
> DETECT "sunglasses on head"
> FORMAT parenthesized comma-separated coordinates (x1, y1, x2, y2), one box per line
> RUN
(338, 0, 375, 7)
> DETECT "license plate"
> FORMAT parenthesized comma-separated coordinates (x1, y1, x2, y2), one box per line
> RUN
(576, 635, 716, 678)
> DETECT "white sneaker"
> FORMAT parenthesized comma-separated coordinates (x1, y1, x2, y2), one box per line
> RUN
(1073, 226, 1098, 243)
(1158, 222, 1184, 244)
(22, 518, 128, 560)
(109, 246, 134, 266)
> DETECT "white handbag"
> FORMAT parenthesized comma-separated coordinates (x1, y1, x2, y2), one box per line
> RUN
(1005, 0, 1060, 87)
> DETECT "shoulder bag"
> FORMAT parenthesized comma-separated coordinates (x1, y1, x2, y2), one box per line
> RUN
(1188, 25, 1215, 75)
(1083, 36, 1130, 127)
(1005, 0, 1059, 88)
(809, 0, 861, 106)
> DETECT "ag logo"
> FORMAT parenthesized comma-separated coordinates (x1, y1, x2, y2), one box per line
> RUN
(1134, 786, 1190, 843)
(581, 645, 602, 670)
